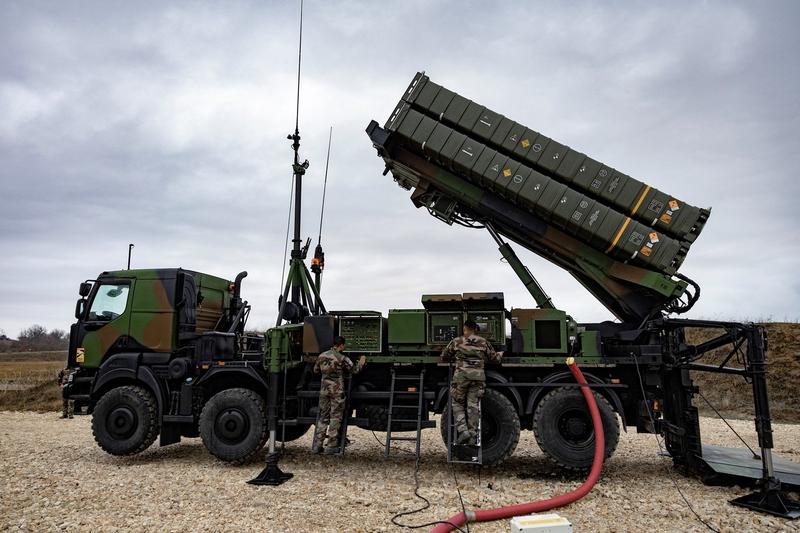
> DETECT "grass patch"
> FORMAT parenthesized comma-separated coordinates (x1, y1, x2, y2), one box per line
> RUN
(0, 353, 66, 411)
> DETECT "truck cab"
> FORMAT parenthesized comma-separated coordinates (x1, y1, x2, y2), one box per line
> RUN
(65, 268, 265, 457)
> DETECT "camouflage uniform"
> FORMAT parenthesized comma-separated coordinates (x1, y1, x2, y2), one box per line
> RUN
(312, 349, 364, 451)
(441, 334, 500, 443)
(58, 369, 75, 419)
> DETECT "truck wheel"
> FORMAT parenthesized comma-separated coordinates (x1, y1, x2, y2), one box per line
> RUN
(533, 387, 620, 471)
(92, 385, 159, 456)
(199, 388, 267, 464)
(277, 423, 311, 442)
(358, 404, 419, 432)
(440, 388, 521, 466)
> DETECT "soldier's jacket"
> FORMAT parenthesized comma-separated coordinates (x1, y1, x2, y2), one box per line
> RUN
(441, 334, 500, 381)
(313, 349, 364, 387)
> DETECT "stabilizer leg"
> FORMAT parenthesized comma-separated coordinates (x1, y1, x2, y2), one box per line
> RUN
(247, 452, 294, 486)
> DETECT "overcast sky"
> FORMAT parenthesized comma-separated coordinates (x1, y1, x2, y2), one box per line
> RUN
(1, 1, 799, 337)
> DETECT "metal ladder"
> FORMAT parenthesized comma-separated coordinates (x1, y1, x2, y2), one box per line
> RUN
(446, 364, 482, 465)
(385, 368, 426, 458)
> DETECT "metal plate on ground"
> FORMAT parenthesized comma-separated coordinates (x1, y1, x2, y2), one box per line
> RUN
(700, 444, 800, 490)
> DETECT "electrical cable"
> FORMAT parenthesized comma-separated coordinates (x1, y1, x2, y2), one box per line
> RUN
(372, 422, 467, 532)
(317, 126, 332, 245)
(390, 451, 468, 533)
(697, 391, 758, 458)
(429, 359, 604, 533)
(631, 355, 720, 533)
(278, 178, 295, 298)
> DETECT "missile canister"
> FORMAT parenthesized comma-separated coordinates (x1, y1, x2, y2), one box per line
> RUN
(393, 72, 710, 244)
(384, 102, 690, 275)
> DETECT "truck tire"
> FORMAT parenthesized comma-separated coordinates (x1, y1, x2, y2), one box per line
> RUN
(92, 385, 159, 456)
(440, 388, 520, 466)
(533, 387, 620, 471)
(277, 423, 311, 442)
(199, 388, 267, 464)
(358, 404, 419, 432)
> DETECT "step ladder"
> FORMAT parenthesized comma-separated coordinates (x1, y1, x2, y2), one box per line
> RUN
(446, 364, 482, 465)
(385, 368, 427, 458)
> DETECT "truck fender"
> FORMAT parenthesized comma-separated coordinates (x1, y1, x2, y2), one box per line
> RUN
(525, 370, 627, 431)
(485, 370, 524, 414)
(193, 366, 269, 393)
(91, 353, 165, 418)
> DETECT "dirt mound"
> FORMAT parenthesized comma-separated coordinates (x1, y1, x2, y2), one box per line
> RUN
(690, 322, 800, 423)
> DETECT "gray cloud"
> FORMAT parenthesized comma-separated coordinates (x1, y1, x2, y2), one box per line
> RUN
(2, 0, 799, 337)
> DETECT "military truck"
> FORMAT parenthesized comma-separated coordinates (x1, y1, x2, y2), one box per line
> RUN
(64, 74, 798, 514)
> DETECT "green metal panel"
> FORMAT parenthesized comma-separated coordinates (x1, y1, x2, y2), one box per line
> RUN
(338, 315, 383, 353)
(399, 73, 710, 243)
(388, 309, 426, 344)
(466, 312, 505, 343)
(578, 330, 601, 358)
(388, 107, 688, 275)
(511, 308, 569, 355)
(427, 312, 462, 345)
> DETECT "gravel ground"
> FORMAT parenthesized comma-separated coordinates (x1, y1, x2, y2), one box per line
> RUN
(1, 412, 799, 532)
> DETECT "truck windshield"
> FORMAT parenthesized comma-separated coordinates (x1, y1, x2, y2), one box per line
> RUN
(88, 284, 130, 322)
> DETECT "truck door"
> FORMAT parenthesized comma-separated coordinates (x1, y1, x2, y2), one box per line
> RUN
(79, 281, 133, 368)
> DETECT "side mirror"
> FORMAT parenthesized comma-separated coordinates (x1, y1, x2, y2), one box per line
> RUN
(79, 282, 92, 297)
(75, 299, 86, 320)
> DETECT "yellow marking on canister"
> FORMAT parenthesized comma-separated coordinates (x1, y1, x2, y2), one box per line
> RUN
(606, 217, 632, 253)
(631, 184, 651, 215)
(503, 168, 512, 177)
(521, 138, 531, 148)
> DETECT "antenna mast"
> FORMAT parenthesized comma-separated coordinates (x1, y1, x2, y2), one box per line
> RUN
(275, 0, 326, 327)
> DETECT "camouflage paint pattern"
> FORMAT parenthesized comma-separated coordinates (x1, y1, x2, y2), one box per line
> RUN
(451, 379, 482, 438)
(313, 348, 364, 448)
(441, 333, 501, 381)
(442, 333, 499, 439)
(78, 269, 233, 368)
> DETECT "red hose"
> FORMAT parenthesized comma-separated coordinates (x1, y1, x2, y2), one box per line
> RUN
(431, 358, 605, 533)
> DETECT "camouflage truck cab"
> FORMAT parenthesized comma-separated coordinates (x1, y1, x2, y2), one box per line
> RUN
(69, 269, 233, 369)
(65, 268, 271, 459)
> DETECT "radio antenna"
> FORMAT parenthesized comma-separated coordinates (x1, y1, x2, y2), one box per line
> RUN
(317, 126, 333, 244)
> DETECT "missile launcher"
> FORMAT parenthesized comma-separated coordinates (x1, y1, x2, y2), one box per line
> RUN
(367, 72, 709, 322)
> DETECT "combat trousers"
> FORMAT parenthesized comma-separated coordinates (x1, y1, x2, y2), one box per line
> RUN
(313, 378, 346, 448)
(62, 398, 74, 418)
(450, 376, 484, 436)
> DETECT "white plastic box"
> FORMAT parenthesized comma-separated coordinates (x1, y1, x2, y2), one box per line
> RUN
(510, 513, 573, 533)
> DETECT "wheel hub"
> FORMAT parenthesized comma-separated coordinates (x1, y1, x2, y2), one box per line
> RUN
(558, 409, 592, 445)
(107, 406, 137, 439)
(215, 408, 250, 444)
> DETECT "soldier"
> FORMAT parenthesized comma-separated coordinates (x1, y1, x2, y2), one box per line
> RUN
(441, 319, 502, 445)
(312, 336, 366, 454)
(58, 367, 75, 419)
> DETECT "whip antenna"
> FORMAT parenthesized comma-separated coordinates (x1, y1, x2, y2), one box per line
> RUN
(293, 0, 303, 134)
(317, 126, 333, 244)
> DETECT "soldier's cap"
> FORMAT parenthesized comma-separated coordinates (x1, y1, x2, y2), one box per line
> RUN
(464, 319, 479, 331)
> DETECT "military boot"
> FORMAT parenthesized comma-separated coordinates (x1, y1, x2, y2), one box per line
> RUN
(456, 430, 473, 445)
(311, 435, 324, 454)
(322, 446, 340, 455)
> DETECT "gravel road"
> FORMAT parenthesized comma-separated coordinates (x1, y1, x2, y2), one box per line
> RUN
(1, 412, 798, 532)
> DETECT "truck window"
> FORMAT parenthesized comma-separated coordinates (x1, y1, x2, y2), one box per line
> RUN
(88, 284, 130, 322)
